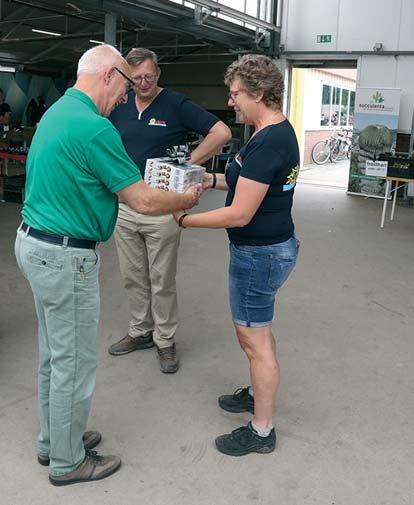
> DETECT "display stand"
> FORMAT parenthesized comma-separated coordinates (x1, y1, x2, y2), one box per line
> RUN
(380, 176, 413, 228)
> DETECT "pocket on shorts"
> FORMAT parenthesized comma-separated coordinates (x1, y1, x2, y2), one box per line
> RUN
(269, 255, 296, 290)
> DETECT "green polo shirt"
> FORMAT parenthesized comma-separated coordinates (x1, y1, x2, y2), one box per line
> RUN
(22, 88, 142, 242)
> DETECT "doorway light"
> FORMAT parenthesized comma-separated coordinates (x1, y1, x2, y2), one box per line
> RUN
(0, 65, 16, 73)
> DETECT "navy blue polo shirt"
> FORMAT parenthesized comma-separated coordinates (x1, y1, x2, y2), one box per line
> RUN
(225, 120, 300, 246)
(110, 89, 219, 176)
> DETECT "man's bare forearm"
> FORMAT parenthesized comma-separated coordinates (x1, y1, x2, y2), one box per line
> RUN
(118, 180, 198, 216)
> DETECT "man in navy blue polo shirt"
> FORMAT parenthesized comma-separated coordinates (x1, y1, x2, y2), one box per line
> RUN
(108, 47, 231, 373)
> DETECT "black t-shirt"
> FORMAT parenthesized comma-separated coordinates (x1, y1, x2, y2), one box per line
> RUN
(0, 102, 11, 118)
(110, 89, 219, 177)
(225, 120, 299, 246)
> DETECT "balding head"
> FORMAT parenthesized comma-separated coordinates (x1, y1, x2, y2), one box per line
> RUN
(77, 44, 126, 76)
(74, 44, 133, 117)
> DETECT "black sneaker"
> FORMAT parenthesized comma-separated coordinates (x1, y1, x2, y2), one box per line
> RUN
(218, 387, 255, 414)
(215, 422, 276, 456)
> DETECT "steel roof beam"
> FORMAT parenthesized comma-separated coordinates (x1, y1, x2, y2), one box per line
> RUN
(28, 21, 98, 62)
(77, 0, 257, 48)
(190, 0, 279, 32)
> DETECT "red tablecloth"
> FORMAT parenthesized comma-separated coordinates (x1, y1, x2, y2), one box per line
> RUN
(0, 152, 27, 162)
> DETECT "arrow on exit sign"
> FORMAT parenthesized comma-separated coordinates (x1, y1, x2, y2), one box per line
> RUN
(317, 35, 332, 43)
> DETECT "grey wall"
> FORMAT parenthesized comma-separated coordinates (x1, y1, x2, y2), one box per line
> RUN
(282, 0, 414, 53)
(357, 55, 414, 133)
(281, 0, 414, 132)
(160, 61, 232, 110)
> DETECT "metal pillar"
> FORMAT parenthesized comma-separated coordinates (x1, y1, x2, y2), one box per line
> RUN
(104, 12, 117, 47)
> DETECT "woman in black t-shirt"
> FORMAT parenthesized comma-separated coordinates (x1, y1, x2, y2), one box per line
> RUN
(173, 55, 300, 456)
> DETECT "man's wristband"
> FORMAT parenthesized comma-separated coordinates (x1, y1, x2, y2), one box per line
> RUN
(178, 213, 188, 228)
(211, 172, 217, 189)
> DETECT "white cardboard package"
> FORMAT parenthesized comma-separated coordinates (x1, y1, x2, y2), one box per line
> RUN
(144, 157, 205, 193)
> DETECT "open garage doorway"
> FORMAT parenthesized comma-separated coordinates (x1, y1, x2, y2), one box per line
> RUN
(289, 62, 358, 189)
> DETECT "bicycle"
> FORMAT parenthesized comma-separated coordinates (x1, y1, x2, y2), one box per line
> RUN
(311, 128, 352, 165)
(330, 128, 352, 162)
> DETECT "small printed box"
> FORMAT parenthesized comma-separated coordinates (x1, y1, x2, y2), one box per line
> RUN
(144, 158, 205, 193)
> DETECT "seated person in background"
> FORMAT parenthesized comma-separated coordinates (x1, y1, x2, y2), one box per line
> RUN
(0, 88, 11, 126)
(26, 98, 37, 127)
(33, 96, 47, 124)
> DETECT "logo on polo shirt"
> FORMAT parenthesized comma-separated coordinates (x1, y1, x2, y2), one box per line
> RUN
(149, 117, 167, 127)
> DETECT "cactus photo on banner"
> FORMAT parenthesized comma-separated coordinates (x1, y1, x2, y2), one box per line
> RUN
(347, 87, 401, 197)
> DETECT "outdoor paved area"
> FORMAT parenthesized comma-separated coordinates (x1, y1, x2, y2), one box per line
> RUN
(298, 159, 350, 189)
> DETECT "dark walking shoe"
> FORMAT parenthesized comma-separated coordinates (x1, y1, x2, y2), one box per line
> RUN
(49, 449, 121, 486)
(108, 333, 154, 355)
(157, 343, 179, 373)
(38, 430, 102, 466)
(215, 422, 276, 456)
(218, 386, 255, 414)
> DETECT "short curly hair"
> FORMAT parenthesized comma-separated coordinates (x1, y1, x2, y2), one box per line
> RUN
(224, 54, 284, 108)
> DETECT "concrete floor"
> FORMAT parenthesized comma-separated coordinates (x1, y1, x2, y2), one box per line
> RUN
(298, 159, 350, 189)
(0, 185, 413, 505)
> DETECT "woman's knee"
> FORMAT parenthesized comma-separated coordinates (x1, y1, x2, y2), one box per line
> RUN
(235, 325, 275, 360)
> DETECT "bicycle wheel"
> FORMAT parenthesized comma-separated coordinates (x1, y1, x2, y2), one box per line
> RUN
(311, 140, 331, 165)
(330, 142, 346, 162)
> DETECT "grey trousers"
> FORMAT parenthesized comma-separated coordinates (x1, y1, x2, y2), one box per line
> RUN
(15, 228, 100, 476)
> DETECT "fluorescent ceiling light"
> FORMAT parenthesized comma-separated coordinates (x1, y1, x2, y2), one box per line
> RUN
(89, 39, 105, 44)
(0, 65, 16, 73)
(32, 28, 62, 37)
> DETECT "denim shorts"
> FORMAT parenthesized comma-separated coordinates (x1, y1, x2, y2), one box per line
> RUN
(229, 236, 299, 327)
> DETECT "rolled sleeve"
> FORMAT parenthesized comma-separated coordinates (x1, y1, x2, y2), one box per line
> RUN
(179, 98, 219, 136)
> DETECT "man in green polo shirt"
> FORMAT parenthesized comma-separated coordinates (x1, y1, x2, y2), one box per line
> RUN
(15, 44, 200, 486)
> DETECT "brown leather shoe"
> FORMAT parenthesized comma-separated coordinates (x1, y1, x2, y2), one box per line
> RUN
(38, 430, 102, 466)
(108, 333, 154, 355)
(49, 449, 121, 486)
(157, 343, 179, 374)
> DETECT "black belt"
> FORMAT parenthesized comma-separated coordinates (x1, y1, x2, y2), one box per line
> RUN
(21, 223, 97, 249)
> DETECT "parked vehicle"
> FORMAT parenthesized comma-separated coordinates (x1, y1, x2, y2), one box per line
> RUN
(311, 127, 353, 165)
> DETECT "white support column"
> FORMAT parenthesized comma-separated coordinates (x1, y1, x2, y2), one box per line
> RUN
(104, 12, 117, 47)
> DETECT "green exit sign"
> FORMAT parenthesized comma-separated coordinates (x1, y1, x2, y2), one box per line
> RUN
(317, 35, 332, 43)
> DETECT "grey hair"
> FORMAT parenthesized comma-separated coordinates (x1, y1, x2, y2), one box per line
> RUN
(224, 54, 285, 108)
(77, 44, 124, 76)
(126, 47, 158, 67)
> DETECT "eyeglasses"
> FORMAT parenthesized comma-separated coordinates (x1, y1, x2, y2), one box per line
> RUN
(114, 66, 135, 92)
(228, 89, 245, 101)
(131, 74, 158, 85)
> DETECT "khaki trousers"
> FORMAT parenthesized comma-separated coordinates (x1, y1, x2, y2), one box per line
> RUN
(115, 203, 181, 348)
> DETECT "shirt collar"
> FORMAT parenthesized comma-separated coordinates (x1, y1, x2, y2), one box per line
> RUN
(65, 88, 101, 116)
